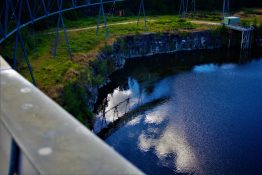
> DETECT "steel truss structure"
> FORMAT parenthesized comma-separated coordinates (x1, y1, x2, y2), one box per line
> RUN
(137, 0, 147, 28)
(1, 0, 252, 85)
(179, 0, 196, 18)
(223, 0, 230, 17)
(0, 0, 123, 85)
(96, 0, 109, 37)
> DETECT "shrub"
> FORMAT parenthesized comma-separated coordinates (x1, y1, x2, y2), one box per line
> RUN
(62, 84, 93, 128)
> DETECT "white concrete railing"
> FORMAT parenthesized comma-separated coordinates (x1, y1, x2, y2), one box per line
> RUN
(0, 56, 143, 175)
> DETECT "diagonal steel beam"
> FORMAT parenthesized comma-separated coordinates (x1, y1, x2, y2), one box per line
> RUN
(0, 23, 3, 37)
(223, 0, 230, 17)
(25, 0, 34, 23)
(40, 0, 48, 15)
(0, 0, 125, 44)
(96, 0, 109, 38)
(53, 0, 72, 60)
(4, 0, 9, 36)
(137, 0, 147, 29)
(109, 0, 116, 16)
(12, 0, 36, 85)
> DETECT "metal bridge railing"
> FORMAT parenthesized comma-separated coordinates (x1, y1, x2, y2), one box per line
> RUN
(0, 56, 143, 175)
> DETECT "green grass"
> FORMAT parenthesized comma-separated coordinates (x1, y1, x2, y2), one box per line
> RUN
(241, 17, 262, 27)
(187, 11, 223, 22)
(64, 16, 139, 29)
(16, 15, 199, 97)
(187, 9, 262, 25)
(8, 12, 260, 127)
(13, 12, 261, 97)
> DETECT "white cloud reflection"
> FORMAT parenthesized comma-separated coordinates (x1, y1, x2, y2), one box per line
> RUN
(127, 115, 142, 126)
(193, 63, 237, 73)
(137, 104, 199, 174)
(144, 110, 166, 124)
(193, 64, 218, 73)
(94, 79, 141, 133)
(96, 76, 198, 173)
(138, 132, 155, 152)
(154, 126, 197, 173)
(95, 77, 172, 132)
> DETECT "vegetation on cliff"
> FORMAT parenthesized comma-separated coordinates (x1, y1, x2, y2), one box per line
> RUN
(1, 8, 262, 128)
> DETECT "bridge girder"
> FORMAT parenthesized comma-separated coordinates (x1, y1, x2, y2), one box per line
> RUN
(0, 0, 122, 85)
(223, 0, 230, 17)
(179, 0, 196, 18)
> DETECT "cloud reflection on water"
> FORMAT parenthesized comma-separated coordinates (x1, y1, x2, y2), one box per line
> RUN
(97, 75, 200, 173)
(94, 78, 141, 132)
(193, 63, 237, 73)
(105, 59, 262, 175)
(95, 77, 173, 132)
(137, 103, 199, 174)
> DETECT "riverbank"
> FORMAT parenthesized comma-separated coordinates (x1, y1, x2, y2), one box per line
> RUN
(103, 52, 262, 175)
(66, 28, 254, 128)
(2, 14, 261, 128)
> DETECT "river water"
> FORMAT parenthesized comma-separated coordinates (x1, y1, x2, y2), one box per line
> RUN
(95, 50, 262, 175)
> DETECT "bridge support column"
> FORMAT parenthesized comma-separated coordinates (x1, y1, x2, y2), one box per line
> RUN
(96, 0, 109, 38)
(53, 0, 73, 60)
(179, 0, 196, 18)
(179, 0, 187, 18)
(13, 0, 36, 85)
(191, 0, 196, 12)
(223, 0, 230, 17)
(109, 0, 116, 16)
(137, 0, 147, 29)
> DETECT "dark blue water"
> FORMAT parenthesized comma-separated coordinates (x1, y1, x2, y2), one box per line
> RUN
(98, 52, 262, 175)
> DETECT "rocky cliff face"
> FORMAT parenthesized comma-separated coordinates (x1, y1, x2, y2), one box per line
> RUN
(65, 30, 261, 127)
(97, 31, 224, 70)
(86, 31, 224, 113)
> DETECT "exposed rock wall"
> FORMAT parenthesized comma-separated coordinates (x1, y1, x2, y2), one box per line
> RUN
(97, 31, 224, 70)
(85, 31, 224, 113)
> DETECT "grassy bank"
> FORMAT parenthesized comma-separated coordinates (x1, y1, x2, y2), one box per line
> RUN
(1, 15, 197, 127)
(4, 11, 261, 128)
(18, 15, 198, 97)
(187, 8, 262, 25)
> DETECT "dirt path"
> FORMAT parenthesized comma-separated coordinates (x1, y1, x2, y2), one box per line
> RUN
(190, 20, 222, 26)
(45, 20, 155, 35)
(44, 19, 220, 35)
